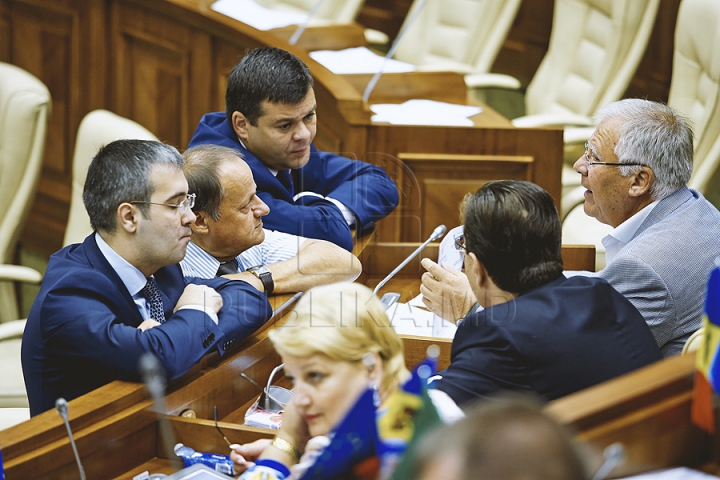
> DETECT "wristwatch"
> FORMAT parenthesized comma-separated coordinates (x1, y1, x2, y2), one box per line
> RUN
(247, 265, 274, 294)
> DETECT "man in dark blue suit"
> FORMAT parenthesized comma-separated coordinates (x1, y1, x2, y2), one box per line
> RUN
(188, 47, 399, 251)
(432, 181, 661, 407)
(21, 140, 272, 416)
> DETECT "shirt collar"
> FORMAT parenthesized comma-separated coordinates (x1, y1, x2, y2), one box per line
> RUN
(94, 232, 148, 296)
(182, 241, 224, 278)
(237, 135, 278, 176)
(601, 199, 659, 264)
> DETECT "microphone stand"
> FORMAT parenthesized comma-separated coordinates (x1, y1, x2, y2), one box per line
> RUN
(362, 0, 430, 103)
(373, 224, 447, 309)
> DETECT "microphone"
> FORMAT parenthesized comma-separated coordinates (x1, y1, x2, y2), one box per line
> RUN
(373, 224, 447, 308)
(362, 0, 430, 103)
(55, 398, 86, 480)
(139, 353, 182, 469)
(591, 442, 625, 480)
(288, 0, 326, 45)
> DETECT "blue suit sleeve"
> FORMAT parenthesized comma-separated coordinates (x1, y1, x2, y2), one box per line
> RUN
(258, 190, 355, 251)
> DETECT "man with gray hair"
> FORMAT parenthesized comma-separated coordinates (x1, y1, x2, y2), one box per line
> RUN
(421, 99, 720, 357)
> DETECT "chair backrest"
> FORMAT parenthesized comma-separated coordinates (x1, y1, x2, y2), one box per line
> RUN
(0, 63, 51, 263)
(254, 0, 363, 24)
(392, 0, 522, 74)
(669, 0, 720, 207)
(682, 326, 704, 354)
(63, 110, 158, 247)
(525, 0, 660, 118)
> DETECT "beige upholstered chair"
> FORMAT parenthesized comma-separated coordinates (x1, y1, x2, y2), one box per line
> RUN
(561, 0, 720, 264)
(467, 0, 660, 206)
(254, 0, 363, 25)
(682, 327, 704, 355)
(670, 0, 720, 209)
(0, 63, 51, 324)
(63, 110, 158, 247)
(391, 0, 522, 76)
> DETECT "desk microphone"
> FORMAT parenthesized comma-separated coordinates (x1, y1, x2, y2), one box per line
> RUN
(55, 398, 86, 480)
(591, 442, 625, 480)
(373, 224, 447, 309)
(288, 0, 326, 45)
(362, 0, 430, 103)
(139, 353, 182, 470)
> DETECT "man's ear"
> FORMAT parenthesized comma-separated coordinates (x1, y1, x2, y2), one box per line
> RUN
(231, 111, 250, 141)
(629, 167, 655, 198)
(190, 210, 209, 235)
(117, 203, 139, 234)
(467, 252, 486, 288)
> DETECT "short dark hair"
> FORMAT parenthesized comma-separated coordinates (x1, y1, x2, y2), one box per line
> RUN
(462, 180, 563, 293)
(83, 139, 184, 234)
(225, 47, 314, 126)
(413, 395, 589, 480)
(183, 145, 244, 221)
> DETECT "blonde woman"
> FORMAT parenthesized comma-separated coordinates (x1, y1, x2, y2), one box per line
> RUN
(230, 282, 462, 479)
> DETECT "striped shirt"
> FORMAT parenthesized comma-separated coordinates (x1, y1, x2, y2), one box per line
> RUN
(180, 229, 306, 278)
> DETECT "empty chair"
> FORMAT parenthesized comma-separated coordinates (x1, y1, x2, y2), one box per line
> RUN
(391, 0, 522, 75)
(467, 0, 660, 208)
(63, 110, 158, 247)
(0, 63, 51, 324)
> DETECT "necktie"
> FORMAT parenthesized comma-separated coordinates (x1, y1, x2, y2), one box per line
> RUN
(216, 258, 239, 277)
(277, 169, 294, 197)
(140, 277, 165, 323)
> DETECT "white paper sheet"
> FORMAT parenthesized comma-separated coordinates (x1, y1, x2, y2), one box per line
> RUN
(370, 99, 482, 126)
(212, 0, 307, 30)
(387, 302, 456, 339)
(620, 467, 720, 479)
(309, 47, 416, 74)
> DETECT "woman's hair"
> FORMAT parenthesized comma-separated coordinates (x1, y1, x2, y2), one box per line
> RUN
(269, 282, 408, 396)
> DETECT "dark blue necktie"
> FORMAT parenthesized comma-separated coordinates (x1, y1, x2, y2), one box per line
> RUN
(216, 258, 239, 277)
(277, 169, 294, 197)
(140, 277, 165, 323)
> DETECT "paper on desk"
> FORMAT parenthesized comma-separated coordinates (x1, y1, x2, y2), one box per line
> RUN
(309, 47, 416, 74)
(212, 0, 307, 30)
(370, 100, 482, 126)
(388, 302, 456, 339)
(620, 467, 720, 479)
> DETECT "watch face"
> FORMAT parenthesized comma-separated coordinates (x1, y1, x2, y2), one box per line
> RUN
(251, 265, 271, 275)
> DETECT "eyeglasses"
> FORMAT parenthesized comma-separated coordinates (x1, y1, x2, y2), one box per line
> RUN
(130, 193, 196, 213)
(584, 143, 645, 168)
(454, 233, 466, 252)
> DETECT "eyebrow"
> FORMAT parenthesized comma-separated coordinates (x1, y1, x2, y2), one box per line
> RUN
(162, 190, 187, 203)
(587, 142, 601, 160)
(271, 105, 316, 126)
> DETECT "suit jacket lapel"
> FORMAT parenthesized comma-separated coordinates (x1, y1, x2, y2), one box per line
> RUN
(82, 234, 145, 325)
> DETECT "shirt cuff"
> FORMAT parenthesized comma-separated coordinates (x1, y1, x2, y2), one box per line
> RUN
(293, 192, 356, 226)
(177, 305, 219, 325)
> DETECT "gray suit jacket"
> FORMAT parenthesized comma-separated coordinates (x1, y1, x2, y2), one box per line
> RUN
(598, 187, 720, 356)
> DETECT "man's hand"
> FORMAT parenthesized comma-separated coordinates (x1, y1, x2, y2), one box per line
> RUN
(420, 258, 476, 323)
(137, 318, 161, 331)
(174, 284, 223, 314)
(229, 438, 271, 474)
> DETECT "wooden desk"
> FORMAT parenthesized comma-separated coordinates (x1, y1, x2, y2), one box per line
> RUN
(1, 242, 714, 478)
(0, 0, 563, 253)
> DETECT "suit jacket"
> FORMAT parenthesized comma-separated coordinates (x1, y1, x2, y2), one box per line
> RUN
(434, 275, 662, 407)
(597, 187, 720, 356)
(22, 234, 272, 416)
(188, 112, 399, 251)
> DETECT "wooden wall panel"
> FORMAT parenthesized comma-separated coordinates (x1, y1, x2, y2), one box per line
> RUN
(5, 0, 107, 253)
(111, 2, 213, 149)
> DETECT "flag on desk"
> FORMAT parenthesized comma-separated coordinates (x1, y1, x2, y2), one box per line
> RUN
(299, 355, 441, 479)
(691, 264, 720, 432)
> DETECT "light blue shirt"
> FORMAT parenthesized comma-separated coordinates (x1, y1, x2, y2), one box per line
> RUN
(95, 232, 218, 324)
(181, 229, 305, 278)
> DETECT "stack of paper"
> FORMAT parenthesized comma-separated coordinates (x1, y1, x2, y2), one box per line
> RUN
(309, 47, 416, 74)
(370, 99, 482, 126)
(212, 0, 307, 30)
